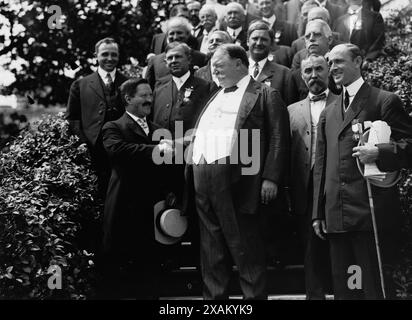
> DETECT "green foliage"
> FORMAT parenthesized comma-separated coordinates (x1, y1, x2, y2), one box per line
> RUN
(0, 113, 102, 299)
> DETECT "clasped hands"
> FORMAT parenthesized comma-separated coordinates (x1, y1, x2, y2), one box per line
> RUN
(158, 139, 174, 156)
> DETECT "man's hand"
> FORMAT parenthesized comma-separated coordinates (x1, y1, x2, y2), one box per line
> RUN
(261, 180, 278, 205)
(352, 145, 379, 164)
(158, 141, 174, 156)
(312, 219, 327, 240)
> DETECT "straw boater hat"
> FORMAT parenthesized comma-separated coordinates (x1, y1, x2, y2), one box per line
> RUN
(154, 200, 188, 245)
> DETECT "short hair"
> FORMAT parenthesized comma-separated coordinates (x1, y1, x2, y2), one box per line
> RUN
(165, 42, 192, 58)
(199, 4, 217, 18)
(342, 43, 364, 60)
(301, 53, 328, 68)
(225, 2, 245, 15)
(247, 20, 275, 42)
(170, 4, 189, 18)
(209, 30, 232, 43)
(307, 7, 331, 24)
(301, 0, 320, 12)
(95, 37, 118, 54)
(120, 78, 149, 105)
(305, 19, 332, 38)
(216, 43, 249, 68)
(166, 16, 192, 33)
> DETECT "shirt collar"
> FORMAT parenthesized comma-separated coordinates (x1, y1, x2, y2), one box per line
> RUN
(98, 66, 116, 82)
(126, 111, 146, 124)
(344, 77, 364, 97)
(249, 57, 268, 71)
(227, 26, 242, 37)
(172, 71, 191, 88)
(308, 88, 329, 100)
(262, 14, 276, 27)
(235, 74, 251, 91)
(348, 6, 362, 15)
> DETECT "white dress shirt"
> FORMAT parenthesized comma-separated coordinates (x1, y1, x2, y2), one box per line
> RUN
(172, 71, 190, 91)
(227, 26, 243, 40)
(192, 75, 251, 164)
(262, 14, 276, 29)
(98, 66, 116, 85)
(348, 6, 362, 35)
(343, 76, 364, 110)
(248, 57, 267, 80)
(126, 111, 150, 135)
(200, 29, 210, 54)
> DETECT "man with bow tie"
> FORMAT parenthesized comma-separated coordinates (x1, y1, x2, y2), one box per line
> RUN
(101, 78, 173, 299)
(185, 44, 289, 299)
(312, 44, 412, 299)
(333, 0, 385, 61)
(287, 54, 336, 299)
(66, 37, 128, 199)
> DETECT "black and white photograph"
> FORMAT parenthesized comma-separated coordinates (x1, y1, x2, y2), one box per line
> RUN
(0, 0, 411, 307)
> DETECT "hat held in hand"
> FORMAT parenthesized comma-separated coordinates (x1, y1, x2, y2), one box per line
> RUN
(154, 196, 188, 245)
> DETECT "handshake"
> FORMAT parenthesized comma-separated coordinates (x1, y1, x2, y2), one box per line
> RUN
(158, 139, 174, 156)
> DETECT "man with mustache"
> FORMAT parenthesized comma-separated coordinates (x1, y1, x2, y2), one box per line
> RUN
(219, 2, 249, 50)
(287, 54, 335, 299)
(312, 43, 412, 299)
(196, 5, 218, 54)
(101, 78, 173, 299)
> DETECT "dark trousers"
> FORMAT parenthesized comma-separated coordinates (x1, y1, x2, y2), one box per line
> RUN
(328, 231, 398, 300)
(193, 160, 267, 300)
(297, 171, 332, 299)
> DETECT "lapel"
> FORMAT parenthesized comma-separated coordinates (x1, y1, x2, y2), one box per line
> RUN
(88, 72, 105, 100)
(234, 78, 259, 130)
(300, 97, 311, 133)
(124, 113, 151, 141)
(338, 82, 370, 135)
(256, 60, 274, 83)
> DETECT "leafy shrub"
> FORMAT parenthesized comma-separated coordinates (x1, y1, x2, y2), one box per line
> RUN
(0, 113, 102, 299)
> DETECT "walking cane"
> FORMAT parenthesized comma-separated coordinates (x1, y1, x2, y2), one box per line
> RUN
(357, 122, 386, 299)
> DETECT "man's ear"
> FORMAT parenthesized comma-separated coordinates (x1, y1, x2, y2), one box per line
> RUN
(124, 94, 131, 104)
(327, 35, 333, 46)
(354, 55, 363, 68)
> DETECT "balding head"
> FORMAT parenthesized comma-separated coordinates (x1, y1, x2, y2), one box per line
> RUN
(307, 7, 331, 24)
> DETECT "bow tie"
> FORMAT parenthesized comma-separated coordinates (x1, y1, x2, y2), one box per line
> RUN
(223, 85, 238, 93)
(310, 92, 327, 102)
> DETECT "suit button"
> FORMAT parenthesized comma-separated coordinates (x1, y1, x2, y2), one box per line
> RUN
(305, 147, 308, 151)
(306, 131, 310, 135)
(341, 182, 345, 186)
(98, 110, 103, 114)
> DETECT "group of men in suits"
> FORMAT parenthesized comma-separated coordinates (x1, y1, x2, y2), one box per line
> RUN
(65, 0, 412, 300)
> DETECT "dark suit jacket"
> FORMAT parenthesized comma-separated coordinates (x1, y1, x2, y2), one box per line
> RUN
(334, 8, 385, 60)
(222, 27, 249, 51)
(152, 74, 212, 135)
(101, 113, 163, 254)
(66, 71, 128, 146)
(287, 93, 338, 216)
(255, 60, 290, 104)
(185, 78, 290, 216)
(312, 83, 412, 233)
(145, 50, 207, 89)
(150, 33, 200, 54)
(272, 19, 298, 47)
(270, 44, 294, 68)
(376, 139, 412, 171)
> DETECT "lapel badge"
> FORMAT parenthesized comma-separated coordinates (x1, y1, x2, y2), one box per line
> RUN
(268, 53, 274, 61)
(274, 30, 281, 43)
(183, 86, 194, 103)
(354, 19, 362, 30)
(351, 119, 360, 142)
(264, 80, 271, 87)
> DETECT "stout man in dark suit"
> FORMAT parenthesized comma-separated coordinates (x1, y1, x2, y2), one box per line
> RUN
(247, 20, 290, 103)
(287, 54, 335, 299)
(186, 44, 289, 299)
(101, 78, 173, 299)
(66, 37, 128, 199)
(312, 44, 412, 299)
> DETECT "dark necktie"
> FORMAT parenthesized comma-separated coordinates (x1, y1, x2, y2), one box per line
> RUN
(106, 73, 114, 92)
(223, 85, 238, 93)
(344, 90, 350, 112)
(253, 62, 259, 79)
(310, 92, 327, 102)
